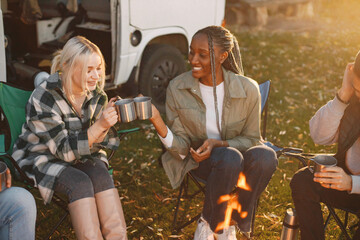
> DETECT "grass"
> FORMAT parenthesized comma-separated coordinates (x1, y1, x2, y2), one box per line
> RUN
(30, 1, 360, 239)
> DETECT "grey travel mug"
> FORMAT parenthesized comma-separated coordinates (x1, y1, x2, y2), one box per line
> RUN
(115, 99, 137, 123)
(280, 208, 299, 240)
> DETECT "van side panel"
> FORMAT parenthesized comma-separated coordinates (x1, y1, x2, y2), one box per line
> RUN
(0, 9, 6, 82)
(129, 0, 223, 39)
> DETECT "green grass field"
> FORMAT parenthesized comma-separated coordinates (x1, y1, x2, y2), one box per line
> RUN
(31, 1, 360, 239)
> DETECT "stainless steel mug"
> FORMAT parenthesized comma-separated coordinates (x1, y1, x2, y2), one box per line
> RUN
(0, 162, 8, 192)
(280, 208, 299, 240)
(134, 96, 152, 120)
(312, 155, 337, 173)
(115, 99, 137, 122)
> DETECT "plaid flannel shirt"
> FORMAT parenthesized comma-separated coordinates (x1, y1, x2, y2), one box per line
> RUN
(12, 73, 120, 204)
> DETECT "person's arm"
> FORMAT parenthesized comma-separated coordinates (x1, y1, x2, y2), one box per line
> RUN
(150, 84, 191, 160)
(5, 168, 11, 188)
(309, 63, 355, 145)
(87, 97, 118, 146)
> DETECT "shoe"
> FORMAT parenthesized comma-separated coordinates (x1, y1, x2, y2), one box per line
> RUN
(194, 217, 215, 240)
(216, 225, 237, 240)
(239, 231, 251, 240)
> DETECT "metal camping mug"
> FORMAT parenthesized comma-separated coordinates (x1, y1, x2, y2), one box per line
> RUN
(115, 99, 137, 123)
(134, 96, 152, 120)
(280, 208, 299, 240)
(312, 155, 337, 173)
(0, 162, 8, 192)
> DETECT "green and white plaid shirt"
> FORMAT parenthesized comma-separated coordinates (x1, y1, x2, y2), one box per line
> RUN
(12, 73, 120, 204)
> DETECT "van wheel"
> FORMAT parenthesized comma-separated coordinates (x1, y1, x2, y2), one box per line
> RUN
(139, 44, 186, 113)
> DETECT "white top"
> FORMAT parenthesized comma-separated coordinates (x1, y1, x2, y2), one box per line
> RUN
(158, 82, 225, 159)
(309, 96, 360, 194)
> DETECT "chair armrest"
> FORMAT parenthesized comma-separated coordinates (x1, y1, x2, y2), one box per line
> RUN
(0, 134, 5, 153)
(117, 127, 141, 141)
(117, 127, 141, 136)
(263, 140, 303, 157)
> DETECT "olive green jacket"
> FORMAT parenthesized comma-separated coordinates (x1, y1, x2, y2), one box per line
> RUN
(161, 68, 261, 189)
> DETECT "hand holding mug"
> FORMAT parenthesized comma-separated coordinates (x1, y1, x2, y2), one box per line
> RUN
(6, 168, 11, 188)
(313, 166, 352, 191)
(98, 97, 118, 129)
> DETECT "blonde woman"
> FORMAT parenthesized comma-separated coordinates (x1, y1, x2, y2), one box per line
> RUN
(12, 36, 127, 239)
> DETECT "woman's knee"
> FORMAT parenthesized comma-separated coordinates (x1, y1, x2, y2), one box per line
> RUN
(221, 147, 243, 173)
(7, 187, 36, 217)
(78, 160, 114, 193)
(290, 167, 314, 199)
(245, 145, 278, 173)
(55, 168, 95, 203)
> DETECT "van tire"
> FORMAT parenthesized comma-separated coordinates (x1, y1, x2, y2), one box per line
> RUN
(139, 44, 186, 113)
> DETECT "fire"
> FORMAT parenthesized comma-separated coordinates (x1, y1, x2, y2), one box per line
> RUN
(215, 172, 251, 232)
(237, 172, 251, 191)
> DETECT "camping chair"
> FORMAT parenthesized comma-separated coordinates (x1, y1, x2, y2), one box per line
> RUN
(283, 151, 360, 240)
(0, 81, 139, 239)
(171, 80, 301, 236)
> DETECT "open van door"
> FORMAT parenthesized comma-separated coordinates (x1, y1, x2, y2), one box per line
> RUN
(0, 6, 6, 82)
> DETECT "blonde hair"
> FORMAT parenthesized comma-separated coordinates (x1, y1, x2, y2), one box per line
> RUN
(51, 36, 106, 101)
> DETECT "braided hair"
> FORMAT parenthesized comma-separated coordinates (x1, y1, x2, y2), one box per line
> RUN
(193, 26, 244, 135)
(194, 25, 244, 76)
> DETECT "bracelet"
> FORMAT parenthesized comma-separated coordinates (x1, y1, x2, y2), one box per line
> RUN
(336, 92, 350, 104)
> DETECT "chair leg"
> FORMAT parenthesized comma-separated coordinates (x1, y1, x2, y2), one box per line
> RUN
(175, 213, 201, 233)
(172, 180, 185, 231)
(324, 212, 332, 230)
(43, 212, 69, 240)
(327, 205, 352, 240)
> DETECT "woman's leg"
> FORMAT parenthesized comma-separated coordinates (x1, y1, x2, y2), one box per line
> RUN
(234, 145, 278, 232)
(73, 159, 114, 194)
(74, 159, 127, 240)
(0, 187, 36, 240)
(192, 147, 243, 233)
(54, 166, 102, 240)
(290, 167, 360, 240)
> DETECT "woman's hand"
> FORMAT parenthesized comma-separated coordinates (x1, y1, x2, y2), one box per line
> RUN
(190, 139, 218, 162)
(150, 104, 162, 123)
(338, 63, 356, 103)
(6, 168, 11, 188)
(313, 166, 352, 191)
(98, 97, 118, 130)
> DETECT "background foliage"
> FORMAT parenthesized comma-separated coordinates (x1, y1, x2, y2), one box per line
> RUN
(31, 1, 360, 239)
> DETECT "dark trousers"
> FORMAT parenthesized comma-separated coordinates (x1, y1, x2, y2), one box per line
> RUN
(54, 159, 115, 203)
(290, 167, 360, 240)
(192, 145, 278, 233)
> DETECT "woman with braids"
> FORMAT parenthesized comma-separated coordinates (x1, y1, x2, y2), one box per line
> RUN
(150, 26, 277, 239)
(12, 36, 127, 239)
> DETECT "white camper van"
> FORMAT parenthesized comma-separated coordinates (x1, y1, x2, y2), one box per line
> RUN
(1, 0, 225, 111)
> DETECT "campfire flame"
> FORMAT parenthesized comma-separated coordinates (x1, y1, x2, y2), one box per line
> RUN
(215, 172, 251, 232)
